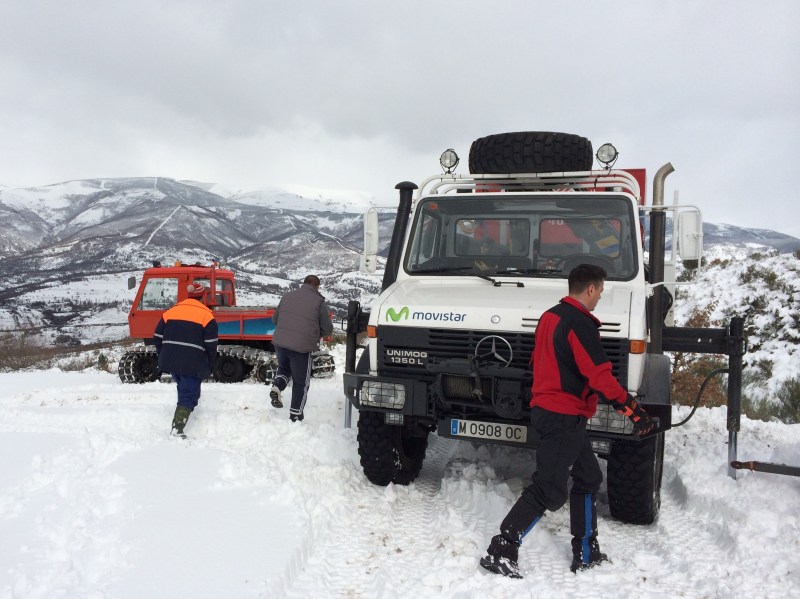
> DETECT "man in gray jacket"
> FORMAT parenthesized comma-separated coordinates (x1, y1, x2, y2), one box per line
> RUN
(269, 275, 334, 421)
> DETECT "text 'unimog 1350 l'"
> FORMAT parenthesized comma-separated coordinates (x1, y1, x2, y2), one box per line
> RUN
(343, 131, 751, 525)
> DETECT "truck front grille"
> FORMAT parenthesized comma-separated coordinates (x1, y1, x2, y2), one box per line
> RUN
(377, 326, 629, 386)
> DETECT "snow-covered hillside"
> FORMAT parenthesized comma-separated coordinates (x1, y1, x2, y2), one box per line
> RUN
(0, 178, 391, 343)
(675, 245, 800, 401)
(0, 345, 798, 598)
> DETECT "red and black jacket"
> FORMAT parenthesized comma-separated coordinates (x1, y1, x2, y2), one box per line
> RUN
(531, 296, 627, 418)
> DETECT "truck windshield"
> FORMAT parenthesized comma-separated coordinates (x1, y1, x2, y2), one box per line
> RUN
(404, 195, 638, 280)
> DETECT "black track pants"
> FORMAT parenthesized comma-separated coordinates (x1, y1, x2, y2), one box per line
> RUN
(500, 407, 603, 543)
(274, 346, 312, 417)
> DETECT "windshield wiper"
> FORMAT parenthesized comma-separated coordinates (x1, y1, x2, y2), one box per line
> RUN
(411, 265, 518, 286)
(411, 266, 473, 274)
(490, 267, 564, 277)
(473, 267, 567, 286)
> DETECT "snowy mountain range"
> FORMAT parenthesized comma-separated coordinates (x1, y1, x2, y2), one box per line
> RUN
(0, 177, 397, 344)
(0, 177, 798, 352)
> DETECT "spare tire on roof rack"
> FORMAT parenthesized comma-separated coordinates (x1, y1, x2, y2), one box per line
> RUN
(468, 131, 593, 174)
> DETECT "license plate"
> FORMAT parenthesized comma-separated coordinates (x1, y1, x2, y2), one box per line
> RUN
(450, 419, 528, 443)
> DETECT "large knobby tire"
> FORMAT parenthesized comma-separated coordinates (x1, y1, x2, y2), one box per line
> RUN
(357, 411, 429, 486)
(468, 131, 593, 174)
(607, 433, 665, 524)
(213, 354, 246, 383)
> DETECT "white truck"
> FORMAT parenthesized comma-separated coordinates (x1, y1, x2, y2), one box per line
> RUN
(343, 131, 706, 524)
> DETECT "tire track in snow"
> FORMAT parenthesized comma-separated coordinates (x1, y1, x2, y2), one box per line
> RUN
(447, 448, 739, 598)
(596, 465, 738, 598)
(276, 436, 457, 598)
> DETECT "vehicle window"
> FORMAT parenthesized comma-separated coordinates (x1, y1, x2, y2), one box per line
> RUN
(539, 218, 621, 258)
(188, 277, 234, 305)
(216, 279, 234, 306)
(455, 219, 529, 257)
(407, 209, 442, 267)
(403, 195, 637, 280)
(139, 278, 178, 310)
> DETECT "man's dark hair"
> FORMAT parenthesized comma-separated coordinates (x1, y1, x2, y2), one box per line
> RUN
(303, 275, 321, 287)
(568, 264, 607, 294)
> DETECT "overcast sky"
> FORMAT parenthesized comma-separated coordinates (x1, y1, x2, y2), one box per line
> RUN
(1, 1, 798, 237)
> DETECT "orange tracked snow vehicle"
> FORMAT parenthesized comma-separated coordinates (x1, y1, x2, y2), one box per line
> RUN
(119, 261, 335, 384)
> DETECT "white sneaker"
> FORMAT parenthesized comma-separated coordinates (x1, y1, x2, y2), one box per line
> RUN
(270, 386, 283, 408)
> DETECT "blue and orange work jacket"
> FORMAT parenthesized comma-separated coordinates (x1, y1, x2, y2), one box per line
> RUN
(153, 299, 218, 377)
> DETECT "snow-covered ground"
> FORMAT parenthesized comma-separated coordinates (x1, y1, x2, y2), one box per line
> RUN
(1, 345, 798, 598)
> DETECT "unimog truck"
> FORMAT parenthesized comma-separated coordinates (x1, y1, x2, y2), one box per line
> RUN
(343, 131, 711, 525)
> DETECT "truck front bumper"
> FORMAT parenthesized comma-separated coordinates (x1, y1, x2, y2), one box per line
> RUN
(343, 372, 430, 418)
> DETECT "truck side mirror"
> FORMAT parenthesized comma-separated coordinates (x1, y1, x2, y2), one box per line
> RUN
(361, 207, 379, 274)
(676, 210, 703, 261)
(127, 276, 137, 290)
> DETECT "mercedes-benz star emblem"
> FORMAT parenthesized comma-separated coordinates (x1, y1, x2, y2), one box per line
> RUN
(474, 335, 513, 367)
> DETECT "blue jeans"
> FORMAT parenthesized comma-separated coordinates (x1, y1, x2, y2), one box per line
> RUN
(173, 373, 202, 410)
(273, 346, 312, 417)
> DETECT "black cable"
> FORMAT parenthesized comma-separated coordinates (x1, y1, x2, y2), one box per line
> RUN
(671, 367, 729, 428)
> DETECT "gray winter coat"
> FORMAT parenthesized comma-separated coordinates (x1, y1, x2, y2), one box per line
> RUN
(272, 283, 334, 353)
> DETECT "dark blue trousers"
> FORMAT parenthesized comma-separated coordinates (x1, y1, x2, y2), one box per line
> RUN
(273, 346, 312, 417)
(173, 373, 202, 410)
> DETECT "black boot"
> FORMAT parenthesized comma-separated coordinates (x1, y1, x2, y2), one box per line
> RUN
(171, 406, 192, 437)
(479, 535, 522, 579)
(569, 491, 608, 572)
(570, 536, 608, 572)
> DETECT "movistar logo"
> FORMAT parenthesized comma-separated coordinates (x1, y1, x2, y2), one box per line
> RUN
(386, 307, 410, 322)
(385, 306, 467, 323)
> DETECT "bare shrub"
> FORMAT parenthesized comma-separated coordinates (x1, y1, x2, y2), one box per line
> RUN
(0, 333, 60, 370)
(670, 305, 728, 407)
(775, 377, 800, 424)
(671, 355, 728, 407)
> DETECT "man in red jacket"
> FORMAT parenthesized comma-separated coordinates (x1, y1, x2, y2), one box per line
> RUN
(153, 283, 218, 437)
(480, 264, 654, 578)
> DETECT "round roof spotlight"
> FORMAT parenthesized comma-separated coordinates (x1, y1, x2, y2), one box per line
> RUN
(440, 148, 460, 174)
(596, 143, 618, 169)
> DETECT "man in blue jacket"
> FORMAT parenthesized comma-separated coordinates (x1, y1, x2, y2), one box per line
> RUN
(269, 275, 333, 422)
(480, 264, 654, 578)
(153, 283, 218, 437)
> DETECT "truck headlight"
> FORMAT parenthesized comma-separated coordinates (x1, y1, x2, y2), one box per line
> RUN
(440, 148, 459, 173)
(587, 404, 633, 435)
(596, 143, 618, 166)
(361, 381, 406, 409)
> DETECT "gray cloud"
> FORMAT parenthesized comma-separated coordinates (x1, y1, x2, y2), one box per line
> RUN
(1, 0, 798, 236)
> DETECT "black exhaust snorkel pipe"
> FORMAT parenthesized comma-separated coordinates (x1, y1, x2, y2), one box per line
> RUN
(381, 181, 417, 291)
(648, 163, 674, 354)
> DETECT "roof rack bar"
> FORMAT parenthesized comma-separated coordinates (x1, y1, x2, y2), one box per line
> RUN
(431, 177, 640, 197)
(416, 170, 641, 202)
